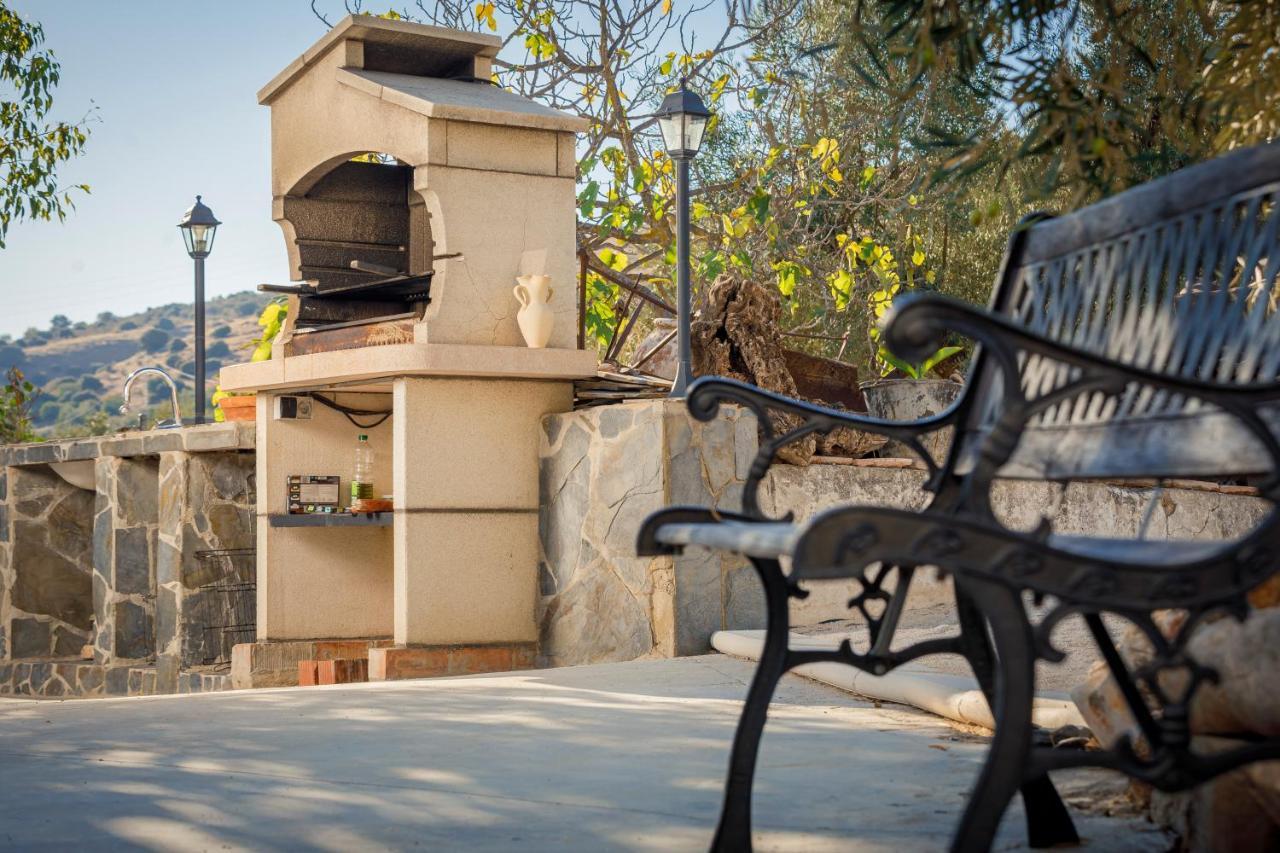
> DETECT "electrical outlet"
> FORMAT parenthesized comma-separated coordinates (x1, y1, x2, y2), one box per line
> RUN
(274, 395, 313, 420)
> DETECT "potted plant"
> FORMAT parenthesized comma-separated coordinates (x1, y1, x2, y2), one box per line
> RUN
(213, 298, 287, 422)
(859, 275, 964, 459)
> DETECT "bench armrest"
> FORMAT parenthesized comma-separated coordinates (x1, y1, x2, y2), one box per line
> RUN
(687, 375, 964, 519)
(882, 292, 1280, 493)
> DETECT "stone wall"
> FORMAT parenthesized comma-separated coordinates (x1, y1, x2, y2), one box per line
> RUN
(0, 423, 255, 698)
(2, 465, 95, 660)
(537, 400, 1274, 666)
(763, 464, 1272, 624)
(0, 659, 230, 698)
(157, 450, 256, 689)
(94, 455, 160, 663)
(538, 400, 760, 666)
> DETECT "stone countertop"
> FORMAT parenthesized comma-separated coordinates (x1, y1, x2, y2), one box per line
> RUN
(0, 422, 255, 467)
(218, 343, 599, 393)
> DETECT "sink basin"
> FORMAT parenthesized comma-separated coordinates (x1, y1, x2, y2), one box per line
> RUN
(49, 460, 96, 491)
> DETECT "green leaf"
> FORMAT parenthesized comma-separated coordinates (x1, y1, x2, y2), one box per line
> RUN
(877, 346, 920, 379)
(699, 250, 726, 280)
(920, 345, 964, 376)
(597, 248, 629, 271)
(523, 32, 556, 60)
(577, 180, 599, 218)
(745, 188, 770, 224)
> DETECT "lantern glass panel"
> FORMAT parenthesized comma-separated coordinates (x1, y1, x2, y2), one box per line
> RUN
(683, 115, 707, 154)
(182, 223, 217, 257)
(191, 224, 215, 255)
(658, 111, 708, 157)
(658, 112, 685, 154)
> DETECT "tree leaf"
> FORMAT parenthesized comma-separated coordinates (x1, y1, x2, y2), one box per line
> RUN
(474, 2, 498, 32)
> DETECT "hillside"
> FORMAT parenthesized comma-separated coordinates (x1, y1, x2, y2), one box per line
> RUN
(0, 291, 271, 437)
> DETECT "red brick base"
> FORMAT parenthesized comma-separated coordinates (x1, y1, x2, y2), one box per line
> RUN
(298, 660, 320, 686)
(317, 659, 368, 685)
(368, 643, 538, 682)
(232, 638, 395, 689)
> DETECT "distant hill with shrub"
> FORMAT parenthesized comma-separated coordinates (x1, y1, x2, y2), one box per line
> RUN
(0, 291, 269, 437)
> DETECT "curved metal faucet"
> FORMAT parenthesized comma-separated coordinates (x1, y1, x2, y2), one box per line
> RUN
(120, 366, 184, 430)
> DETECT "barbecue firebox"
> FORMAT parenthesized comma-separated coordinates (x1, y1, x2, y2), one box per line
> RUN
(259, 158, 438, 330)
(220, 15, 597, 685)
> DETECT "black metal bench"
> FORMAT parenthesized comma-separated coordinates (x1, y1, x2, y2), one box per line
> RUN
(638, 142, 1280, 851)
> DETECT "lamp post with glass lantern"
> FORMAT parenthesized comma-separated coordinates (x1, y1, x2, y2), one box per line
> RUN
(654, 83, 711, 398)
(177, 196, 220, 424)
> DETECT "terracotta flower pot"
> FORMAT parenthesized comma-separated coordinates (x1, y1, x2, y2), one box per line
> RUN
(218, 394, 257, 422)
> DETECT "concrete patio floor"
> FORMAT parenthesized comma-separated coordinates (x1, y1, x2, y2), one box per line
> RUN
(0, 655, 1169, 851)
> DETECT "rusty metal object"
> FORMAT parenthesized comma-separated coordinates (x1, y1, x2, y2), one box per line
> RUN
(783, 349, 865, 411)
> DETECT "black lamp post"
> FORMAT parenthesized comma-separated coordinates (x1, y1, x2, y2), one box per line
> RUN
(177, 196, 220, 425)
(655, 83, 711, 398)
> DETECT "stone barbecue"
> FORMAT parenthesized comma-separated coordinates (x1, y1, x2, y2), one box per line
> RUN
(253, 14, 588, 349)
(219, 15, 597, 685)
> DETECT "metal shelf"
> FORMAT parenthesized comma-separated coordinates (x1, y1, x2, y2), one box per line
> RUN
(268, 513, 391, 528)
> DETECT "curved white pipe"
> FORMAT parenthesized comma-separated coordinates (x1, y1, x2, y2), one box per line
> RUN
(712, 629, 1085, 732)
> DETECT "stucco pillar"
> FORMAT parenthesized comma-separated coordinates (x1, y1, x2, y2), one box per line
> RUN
(255, 392, 394, 642)
(392, 376, 572, 645)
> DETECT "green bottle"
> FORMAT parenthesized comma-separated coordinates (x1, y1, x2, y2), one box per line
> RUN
(352, 434, 374, 502)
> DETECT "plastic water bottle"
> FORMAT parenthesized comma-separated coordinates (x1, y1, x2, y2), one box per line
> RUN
(352, 434, 374, 503)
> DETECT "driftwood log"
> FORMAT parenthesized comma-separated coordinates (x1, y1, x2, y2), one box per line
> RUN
(691, 275, 883, 464)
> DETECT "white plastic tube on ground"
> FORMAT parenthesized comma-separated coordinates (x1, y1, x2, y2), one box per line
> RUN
(711, 629, 1086, 732)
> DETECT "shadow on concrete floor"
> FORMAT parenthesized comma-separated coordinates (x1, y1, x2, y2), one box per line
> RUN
(0, 655, 1168, 851)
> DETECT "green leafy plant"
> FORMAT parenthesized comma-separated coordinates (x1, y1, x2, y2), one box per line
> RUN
(0, 367, 40, 443)
(0, 2, 93, 248)
(878, 345, 964, 381)
(251, 298, 287, 362)
(213, 298, 287, 422)
(827, 0, 1280, 204)
(866, 262, 963, 381)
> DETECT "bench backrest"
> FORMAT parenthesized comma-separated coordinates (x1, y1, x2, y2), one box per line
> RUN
(956, 142, 1280, 480)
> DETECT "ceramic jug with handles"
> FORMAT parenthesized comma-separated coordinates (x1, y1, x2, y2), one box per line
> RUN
(514, 274, 555, 348)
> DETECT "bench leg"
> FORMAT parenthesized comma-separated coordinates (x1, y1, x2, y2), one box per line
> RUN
(711, 557, 790, 853)
(954, 587, 1079, 849)
(950, 578, 1045, 853)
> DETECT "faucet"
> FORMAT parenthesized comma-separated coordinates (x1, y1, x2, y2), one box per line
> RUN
(120, 366, 184, 429)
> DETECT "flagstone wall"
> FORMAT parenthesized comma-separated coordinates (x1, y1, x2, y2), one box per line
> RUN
(537, 400, 761, 666)
(537, 400, 1273, 667)
(0, 424, 255, 698)
(1, 465, 95, 660)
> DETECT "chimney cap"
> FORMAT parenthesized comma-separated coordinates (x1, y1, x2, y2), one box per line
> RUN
(260, 14, 502, 105)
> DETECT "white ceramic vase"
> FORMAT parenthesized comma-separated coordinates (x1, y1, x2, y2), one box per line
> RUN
(514, 274, 555, 348)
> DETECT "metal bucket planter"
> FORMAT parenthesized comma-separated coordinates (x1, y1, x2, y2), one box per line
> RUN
(861, 378, 962, 462)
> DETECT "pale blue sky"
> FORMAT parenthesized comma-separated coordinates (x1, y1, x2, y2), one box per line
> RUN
(0, 2, 736, 338)
(0, 1, 327, 337)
